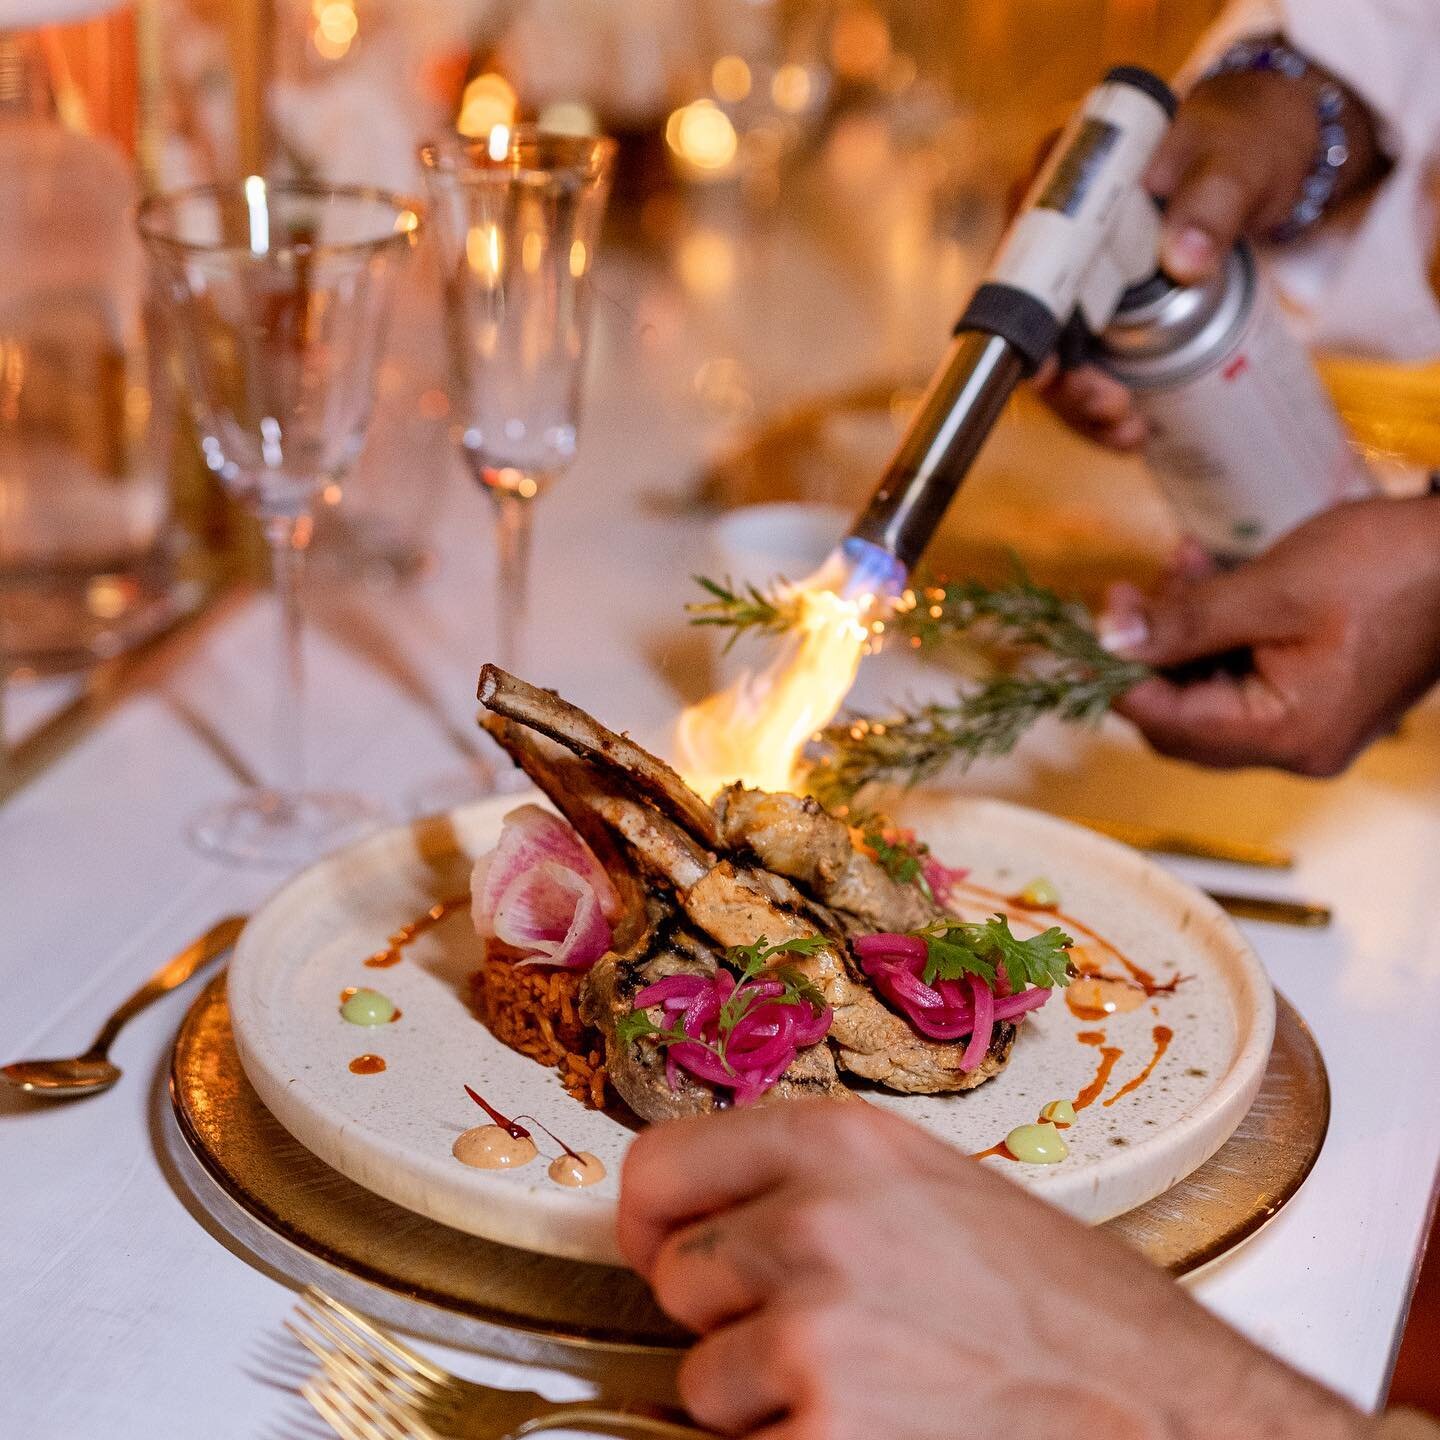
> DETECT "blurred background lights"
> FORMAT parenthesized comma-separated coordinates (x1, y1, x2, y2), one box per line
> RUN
(711, 55, 752, 103)
(770, 63, 813, 113)
(457, 72, 517, 140)
(830, 4, 892, 80)
(665, 98, 739, 174)
(312, 0, 358, 60)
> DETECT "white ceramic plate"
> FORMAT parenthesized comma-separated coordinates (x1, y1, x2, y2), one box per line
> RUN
(228, 795, 1275, 1266)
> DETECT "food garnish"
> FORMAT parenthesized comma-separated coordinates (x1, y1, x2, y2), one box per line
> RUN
(452, 1125, 538, 1169)
(915, 915, 1073, 990)
(859, 822, 934, 899)
(548, 1152, 607, 1187)
(471, 806, 622, 970)
(687, 566, 1150, 807)
(510, 1110, 608, 1188)
(687, 574, 795, 652)
(1018, 876, 1061, 909)
(339, 988, 396, 1026)
(853, 817, 971, 904)
(1040, 1098, 1077, 1127)
(853, 917, 1072, 1067)
(1004, 1121, 1069, 1165)
(617, 936, 834, 1106)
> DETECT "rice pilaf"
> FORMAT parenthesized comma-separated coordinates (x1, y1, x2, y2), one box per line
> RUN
(470, 940, 608, 1109)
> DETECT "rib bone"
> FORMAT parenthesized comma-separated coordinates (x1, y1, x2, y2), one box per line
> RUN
(483, 715, 711, 892)
(479, 665, 720, 848)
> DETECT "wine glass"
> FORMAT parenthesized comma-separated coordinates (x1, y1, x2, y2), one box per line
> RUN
(139, 179, 419, 866)
(420, 127, 616, 672)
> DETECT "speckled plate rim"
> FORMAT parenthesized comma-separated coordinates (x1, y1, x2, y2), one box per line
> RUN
(227, 795, 1275, 1264)
(893, 793, 1276, 1217)
(167, 988, 685, 1353)
(169, 977, 1326, 1353)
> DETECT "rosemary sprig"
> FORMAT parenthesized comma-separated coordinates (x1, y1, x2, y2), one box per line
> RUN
(685, 564, 1150, 807)
(806, 665, 1146, 809)
(831, 572, 1150, 805)
(686, 575, 804, 653)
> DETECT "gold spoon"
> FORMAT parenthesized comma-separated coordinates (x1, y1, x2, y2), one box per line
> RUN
(2, 916, 245, 1098)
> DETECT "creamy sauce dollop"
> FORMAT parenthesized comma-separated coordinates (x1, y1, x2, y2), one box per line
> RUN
(547, 1151, 607, 1187)
(452, 1124, 539, 1169)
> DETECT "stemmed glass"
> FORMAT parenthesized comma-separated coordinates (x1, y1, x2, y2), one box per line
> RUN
(139, 180, 419, 866)
(420, 127, 616, 672)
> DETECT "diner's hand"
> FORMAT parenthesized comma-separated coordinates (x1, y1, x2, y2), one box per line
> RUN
(1103, 496, 1440, 775)
(1034, 62, 1383, 449)
(618, 1102, 1374, 1440)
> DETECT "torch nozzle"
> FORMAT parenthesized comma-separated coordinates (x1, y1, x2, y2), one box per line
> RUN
(845, 331, 1026, 576)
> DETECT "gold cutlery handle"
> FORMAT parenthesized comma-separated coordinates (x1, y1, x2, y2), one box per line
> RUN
(1204, 891, 1332, 928)
(86, 916, 246, 1057)
(1067, 816, 1294, 870)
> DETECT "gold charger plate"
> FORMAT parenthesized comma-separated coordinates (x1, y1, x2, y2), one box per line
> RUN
(170, 973, 1328, 1352)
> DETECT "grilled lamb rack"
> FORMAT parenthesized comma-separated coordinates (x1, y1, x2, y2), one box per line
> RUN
(477, 667, 1017, 1101)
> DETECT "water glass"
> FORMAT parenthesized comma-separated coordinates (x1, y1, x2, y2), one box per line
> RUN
(139, 179, 418, 866)
(420, 127, 615, 669)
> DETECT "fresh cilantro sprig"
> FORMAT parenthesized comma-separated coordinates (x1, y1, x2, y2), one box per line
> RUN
(614, 1009, 729, 1067)
(857, 821, 935, 902)
(723, 935, 829, 1014)
(912, 915, 1074, 991)
(616, 935, 830, 1066)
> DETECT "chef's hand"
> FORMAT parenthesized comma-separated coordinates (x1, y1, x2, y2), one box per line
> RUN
(1034, 59, 1383, 449)
(1103, 496, 1440, 775)
(619, 1102, 1373, 1440)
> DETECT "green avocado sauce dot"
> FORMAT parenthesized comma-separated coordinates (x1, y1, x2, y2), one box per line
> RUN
(341, 988, 396, 1026)
(1005, 1121, 1069, 1165)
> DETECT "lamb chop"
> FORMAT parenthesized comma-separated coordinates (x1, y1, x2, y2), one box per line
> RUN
(583, 919, 852, 1120)
(478, 666, 1017, 1097)
(712, 784, 937, 935)
(481, 713, 850, 1116)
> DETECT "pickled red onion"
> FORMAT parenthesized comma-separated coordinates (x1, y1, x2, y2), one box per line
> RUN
(921, 856, 971, 902)
(855, 932, 1053, 1050)
(961, 974, 994, 1072)
(631, 970, 833, 1105)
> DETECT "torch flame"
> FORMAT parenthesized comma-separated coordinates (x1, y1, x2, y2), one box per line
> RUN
(675, 540, 906, 799)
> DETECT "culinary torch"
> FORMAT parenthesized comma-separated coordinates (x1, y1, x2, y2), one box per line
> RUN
(845, 64, 1176, 582)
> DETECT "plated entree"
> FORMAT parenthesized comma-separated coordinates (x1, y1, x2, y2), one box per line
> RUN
(468, 666, 1076, 1124)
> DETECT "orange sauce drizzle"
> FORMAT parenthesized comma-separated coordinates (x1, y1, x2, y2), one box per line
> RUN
(1103, 1026, 1174, 1108)
(349, 1054, 386, 1074)
(1074, 1040, 1125, 1113)
(365, 895, 469, 968)
(970, 1143, 1016, 1161)
(948, 879, 1132, 969)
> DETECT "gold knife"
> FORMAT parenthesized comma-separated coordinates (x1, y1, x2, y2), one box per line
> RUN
(1067, 815, 1294, 871)
(1205, 890, 1331, 928)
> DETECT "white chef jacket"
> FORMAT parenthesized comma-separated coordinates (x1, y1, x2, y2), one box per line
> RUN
(1188, 0, 1440, 359)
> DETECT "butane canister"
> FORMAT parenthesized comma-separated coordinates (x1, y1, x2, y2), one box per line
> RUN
(1097, 244, 1375, 561)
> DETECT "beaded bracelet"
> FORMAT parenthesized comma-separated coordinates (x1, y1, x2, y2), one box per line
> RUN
(1201, 37, 1351, 242)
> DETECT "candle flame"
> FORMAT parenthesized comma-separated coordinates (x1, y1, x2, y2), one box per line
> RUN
(676, 540, 906, 799)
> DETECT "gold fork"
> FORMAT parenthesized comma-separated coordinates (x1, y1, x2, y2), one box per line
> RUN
(292, 1287, 713, 1440)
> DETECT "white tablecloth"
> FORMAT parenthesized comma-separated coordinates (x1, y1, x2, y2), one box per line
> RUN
(4, 169, 1439, 1436)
